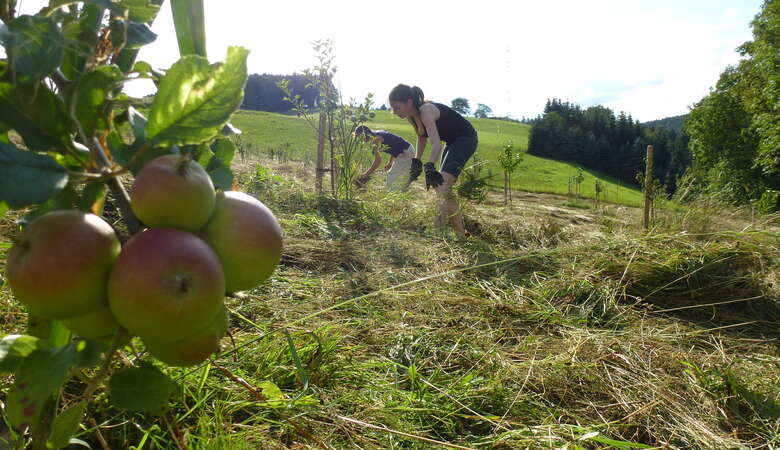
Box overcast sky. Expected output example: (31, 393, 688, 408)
(14, 0, 765, 121)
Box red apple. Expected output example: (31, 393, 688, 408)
(130, 154, 215, 231)
(6, 210, 120, 319)
(108, 228, 225, 342)
(199, 191, 283, 292)
(62, 305, 120, 339)
(142, 304, 229, 367)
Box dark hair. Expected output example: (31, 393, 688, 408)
(389, 84, 425, 110)
(353, 125, 374, 136)
(389, 84, 426, 135)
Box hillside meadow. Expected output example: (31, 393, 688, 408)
(231, 110, 644, 206)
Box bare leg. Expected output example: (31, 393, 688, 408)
(435, 172, 466, 238)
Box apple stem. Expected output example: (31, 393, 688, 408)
(176, 155, 192, 177)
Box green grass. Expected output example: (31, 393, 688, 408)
(231, 109, 645, 206)
(1, 157, 779, 448)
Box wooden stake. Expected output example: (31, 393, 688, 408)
(643, 145, 654, 229)
(316, 113, 325, 197)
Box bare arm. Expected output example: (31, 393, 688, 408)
(415, 134, 427, 160)
(361, 151, 382, 177)
(419, 104, 442, 165)
(384, 156, 395, 172)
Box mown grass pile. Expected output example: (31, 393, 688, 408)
(1, 154, 779, 449)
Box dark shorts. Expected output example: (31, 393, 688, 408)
(440, 135, 478, 177)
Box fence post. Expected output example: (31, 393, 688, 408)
(643, 145, 654, 229)
(316, 113, 326, 197)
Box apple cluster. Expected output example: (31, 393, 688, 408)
(6, 155, 283, 367)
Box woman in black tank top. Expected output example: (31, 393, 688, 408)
(388, 84, 478, 238)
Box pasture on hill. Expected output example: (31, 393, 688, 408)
(231, 110, 645, 206)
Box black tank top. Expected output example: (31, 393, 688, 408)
(420, 102, 477, 143)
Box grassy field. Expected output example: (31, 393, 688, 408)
(2, 152, 778, 448)
(231, 110, 644, 206)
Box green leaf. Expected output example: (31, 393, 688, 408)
(257, 380, 285, 407)
(72, 339, 108, 368)
(79, 182, 108, 215)
(60, 6, 103, 79)
(0, 15, 64, 84)
(6, 343, 79, 429)
(132, 61, 153, 74)
(206, 160, 232, 191)
(283, 329, 309, 392)
(70, 65, 125, 138)
(146, 46, 249, 147)
(0, 142, 68, 208)
(0, 82, 73, 151)
(125, 22, 157, 48)
(200, 141, 235, 191)
(108, 18, 127, 50)
(121, 0, 161, 23)
(170, 0, 206, 57)
(87, 0, 160, 23)
(48, 401, 87, 449)
(47, 320, 71, 348)
(0, 335, 43, 373)
(109, 131, 173, 174)
(51, 142, 90, 169)
(109, 364, 176, 412)
(127, 106, 148, 141)
(0, 201, 8, 216)
(17, 183, 78, 226)
(210, 138, 235, 166)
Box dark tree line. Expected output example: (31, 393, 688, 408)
(241, 73, 325, 112)
(528, 99, 691, 191)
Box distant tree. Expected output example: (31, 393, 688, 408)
(378, 104, 388, 110)
(498, 140, 522, 205)
(474, 103, 493, 118)
(241, 73, 325, 112)
(451, 97, 470, 115)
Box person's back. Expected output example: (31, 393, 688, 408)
(373, 130, 411, 158)
(428, 102, 477, 143)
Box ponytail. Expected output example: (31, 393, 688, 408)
(410, 86, 424, 109)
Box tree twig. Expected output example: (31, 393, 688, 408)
(90, 137, 143, 234)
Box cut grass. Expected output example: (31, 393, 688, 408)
(0, 156, 778, 448)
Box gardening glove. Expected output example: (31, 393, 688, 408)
(424, 162, 444, 191)
(354, 174, 372, 188)
(409, 158, 423, 182)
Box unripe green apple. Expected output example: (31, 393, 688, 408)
(108, 228, 225, 342)
(142, 304, 229, 367)
(199, 191, 283, 292)
(6, 210, 120, 319)
(130, 154, 215, 231)
(61, 305, 120, 339)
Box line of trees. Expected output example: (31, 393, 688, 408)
(241, 73, 327, 112)
(527, 99, 691, 191)
(684, 0, 779, 209)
